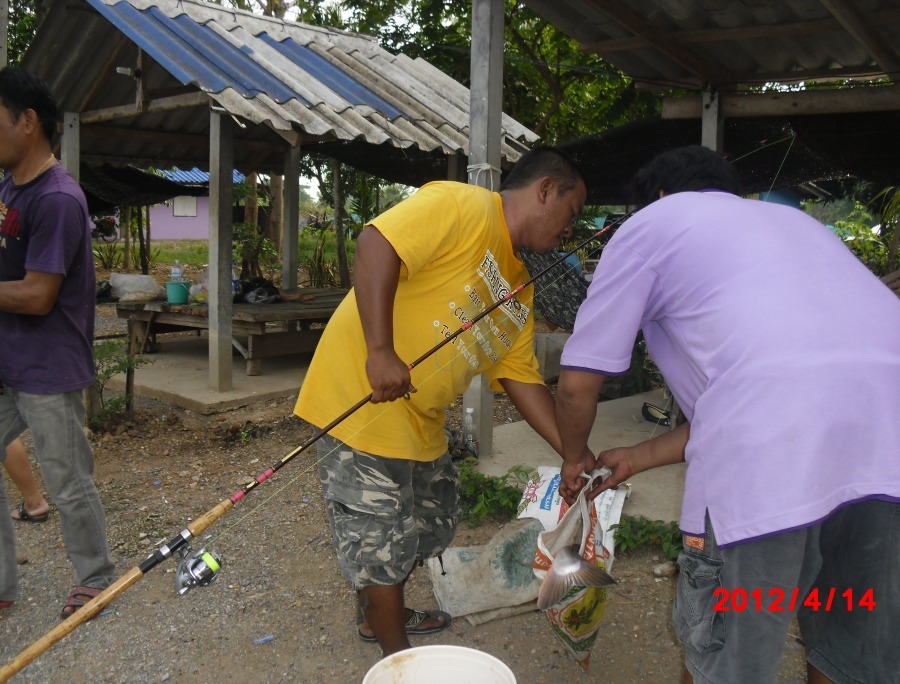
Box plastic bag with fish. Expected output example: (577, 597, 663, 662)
(532, 470, 616, 671)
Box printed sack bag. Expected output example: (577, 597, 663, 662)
(532, 471, 612, 671)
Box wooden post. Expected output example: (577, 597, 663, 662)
(701, 87, 724, 152)
(464, 0, 505, 456)
(209, 110, 234, 391)
(282, 144, 301, 291)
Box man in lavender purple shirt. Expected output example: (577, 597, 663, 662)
(556, 146, 899, 684)
(0, 67, 115, 620)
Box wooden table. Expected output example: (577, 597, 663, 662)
(116, 288, 348, 375)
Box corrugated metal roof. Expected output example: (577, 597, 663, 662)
(23, 0, 536, 183)
(160, 168, 246, 184)
(522, 0, 900, 90)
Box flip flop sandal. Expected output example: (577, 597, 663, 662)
(60, 585, 105, 620)
(11, 502, 49, 523)
(641, 402, 671, 427)
(357, 608, 452, 642)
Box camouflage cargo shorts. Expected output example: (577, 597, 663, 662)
(316, 431, 460, 588)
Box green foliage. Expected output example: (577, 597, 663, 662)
(130, 243, 161, 271)
(6, 0, 38, 65)
(871, 186, 900, 274)
(338, 1, 658, 143)
(150, 241, 209, 267)
(833, 202, 891, 276)
(301, 227, 341, 288)
(93, 241, 123, 270)
(91, 339, 151, 427)
(233, 222, 280, 279)
(612, 515, 683, 560)
(619, 336, 664, 397)
(299, 224, 359, 287)
(456, 458, 533, 526)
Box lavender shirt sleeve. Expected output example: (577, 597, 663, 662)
(561, 241, 657, 374)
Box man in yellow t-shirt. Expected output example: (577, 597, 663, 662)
(294, 147, 590, 656)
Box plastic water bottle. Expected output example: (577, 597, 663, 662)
(171, 260, 183, 281)
(231, 262, 240, 296)
(462, 407, 479, 457)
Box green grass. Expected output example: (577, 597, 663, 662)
(151, 240, 210, 267)
(95, 237, 356, 269)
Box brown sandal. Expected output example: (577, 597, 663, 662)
(60, 585, 104, 620)
(357, 608, 452, 642)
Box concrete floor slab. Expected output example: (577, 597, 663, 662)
(105, 334, 310, 414)
(108, 336, 685, 523)
(478, 388, 685, 524)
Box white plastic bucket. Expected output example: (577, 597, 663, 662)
(362, 645, 516, 684)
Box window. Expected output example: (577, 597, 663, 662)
(173, 196, 197, 217)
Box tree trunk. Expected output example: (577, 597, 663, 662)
(268, 174, 284, 271)
(333, 160, 351, 287)
(122, 206, 132, 271)
(136, 205, 148, 274)
(243, 172, 259, 278)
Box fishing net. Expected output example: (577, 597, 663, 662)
(520, 249, 589, 331)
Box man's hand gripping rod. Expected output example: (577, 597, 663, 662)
(0, 215, 627, 682)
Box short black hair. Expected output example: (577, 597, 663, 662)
(0, 67, 59, 143)
(501, 146, 585, 196)
(629, 145, 742, 209)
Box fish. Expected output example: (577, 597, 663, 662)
(537, 544, 617, 610)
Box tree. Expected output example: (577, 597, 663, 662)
(340, 0, 658, 143)
(5, 0, 38, 65)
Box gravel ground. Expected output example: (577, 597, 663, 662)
(0, 298, 808, 682)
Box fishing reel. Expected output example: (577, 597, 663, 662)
(175, 546, 222, 595)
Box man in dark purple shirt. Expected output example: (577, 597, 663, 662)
(0, 66, 115, 619)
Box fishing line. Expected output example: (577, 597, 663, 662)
(728, 133, 796, 164)
(0, 214, 632, 682)
(203, 218, 623, 546)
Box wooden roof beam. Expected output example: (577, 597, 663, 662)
(81, 92, 211, 124)
(662, 85, 900, 118)
(819, 0, 900, 80)
(583, 0, 722, 83)
(581, 10, 900, 54)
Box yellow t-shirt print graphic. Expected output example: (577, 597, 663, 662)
(294, 182, 543, 462)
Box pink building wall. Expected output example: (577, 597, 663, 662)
(149, 196, 211, 240)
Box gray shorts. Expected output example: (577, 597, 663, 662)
(674, 499, 899, 683)
(316, 431, 459, 589)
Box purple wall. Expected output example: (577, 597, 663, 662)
(149, 196, 211, 240)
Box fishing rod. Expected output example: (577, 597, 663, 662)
(0, 211, 630, 681)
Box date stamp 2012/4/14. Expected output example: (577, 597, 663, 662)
(713, 587, 876, 613)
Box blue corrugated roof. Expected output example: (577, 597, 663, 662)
(161, 168, 246, 184)
(23, 0, 538, 176)
(258, 34, 402, 117)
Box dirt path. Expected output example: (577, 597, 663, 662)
(1, 390, 807, 683)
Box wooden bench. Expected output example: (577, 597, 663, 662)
(116, 288, 348, 375)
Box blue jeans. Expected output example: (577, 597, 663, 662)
(675, 501, 899, 684)
(0, 389, 115, 601)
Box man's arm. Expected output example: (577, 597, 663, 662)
(589, 422, 689, 499)
(554, 368, 607, 502)
(0, 271, 64, 316)
(354, 225, 413, 403)
(500, 378, 596, 491)
(556, 368, 689, 501)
